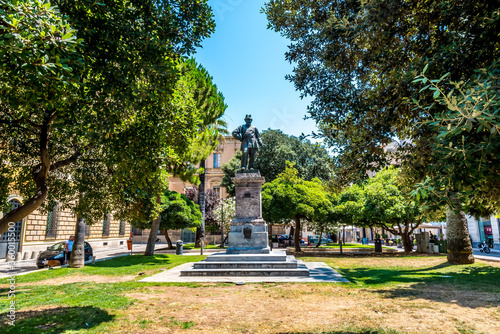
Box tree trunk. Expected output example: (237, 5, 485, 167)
(69, 217, 86, 268)
(145, 195, 161, 256)
(293, 217, 301, 252)
(195, 227, 201, 247)
(199, 160, 206, 253)
(162, 229, 172, 249)
(446, 197, 474, 264)
(0, 123, 52, 234)
(402, 233, 413, 253)
(315, 225, 324, 248)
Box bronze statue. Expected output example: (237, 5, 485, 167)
(232, 115, 264, 171)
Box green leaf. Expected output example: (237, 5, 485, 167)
(438, 72, 450, 82)
(62, 32, 73, 40)
(419, 85, 430, 92)
(423, 64, 429, 74)
(433, 90, 440, 99)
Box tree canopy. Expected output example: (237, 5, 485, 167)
(334, 167, 440, 252)
(264, 0, 499, 264)
(130, 190, 201, 249)
(264, 1, 499, 186)
(262, 163, 332, 251)
(0, 0, 218, 233)
(410, 62, 500, 217)
(213, 196, 235, 245)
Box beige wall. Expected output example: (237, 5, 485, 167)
(169, 136, 240, 199)
(18, 207, 131, 257)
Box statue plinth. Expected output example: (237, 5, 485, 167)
(226, 170, 270, 254)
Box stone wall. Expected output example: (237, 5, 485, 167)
(18, 207, 131, 258)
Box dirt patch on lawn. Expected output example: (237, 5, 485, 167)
(122, 283, 500, 334)
(0, 274, 136, 288)
(37, 274, 136, 285)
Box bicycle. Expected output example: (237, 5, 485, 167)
(478, 241, 491, 254)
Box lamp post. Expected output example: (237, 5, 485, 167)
(199, 160, 205, 256)
(220, 201, 224, 248)
(343, 224, 346, 245)
(339, 228, 343, 255)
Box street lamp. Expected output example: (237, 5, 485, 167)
(342, 224, 346, 245)
(220, 200, 224, 248)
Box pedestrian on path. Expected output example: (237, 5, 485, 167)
(64, 235, 74, 264)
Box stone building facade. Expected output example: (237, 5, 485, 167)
(0, 193, 131, 260)
(169, 136, 240, 199)
(468, 214, 500, 249)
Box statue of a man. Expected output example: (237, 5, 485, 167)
(232, 114, 264, 171)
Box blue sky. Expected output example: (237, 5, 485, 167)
(194, 0, 318, 139)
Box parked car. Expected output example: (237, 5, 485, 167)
(36, 241, 93, 268)
(278, 234, 305, 245)
(308, 235, 332, 244)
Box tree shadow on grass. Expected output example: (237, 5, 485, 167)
(276, 330, 402, 334)
(340, 264, 500, 308)
(0, 306, 114, 333)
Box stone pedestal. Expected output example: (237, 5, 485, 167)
(179, 170, 309, 277)
(226, 171, 270, 254)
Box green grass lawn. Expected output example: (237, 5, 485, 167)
(300, 255, 500, 292)
(1, 254, 206, 284)
(1, 254, 499, 333)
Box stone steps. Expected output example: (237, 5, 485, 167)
(180, 268, 310, 277)
(205, 252, 287, 262)
(193, 261, 297, 269)
(180, 251, 310, 277)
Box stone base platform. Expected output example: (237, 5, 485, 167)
(140, 261, 349, 283)
(180, 251, 309, 277)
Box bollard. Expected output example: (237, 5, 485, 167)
(15, 252, 22, 261)
(31, 251, 37, 259)
(176, 240, 183, 255)
(23, 252, 29, 260)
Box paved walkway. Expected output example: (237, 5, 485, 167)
(140, 260, 350, 283)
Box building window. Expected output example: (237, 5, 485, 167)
(119, 220, 127, 236)
(45, 204, 59, 237)
(213, 153, 221, 168)
(84, 223, 91, 237)
(1, 199, 23, 243)
(213, 187, 220, 198)
(102, 214, 111, 236)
